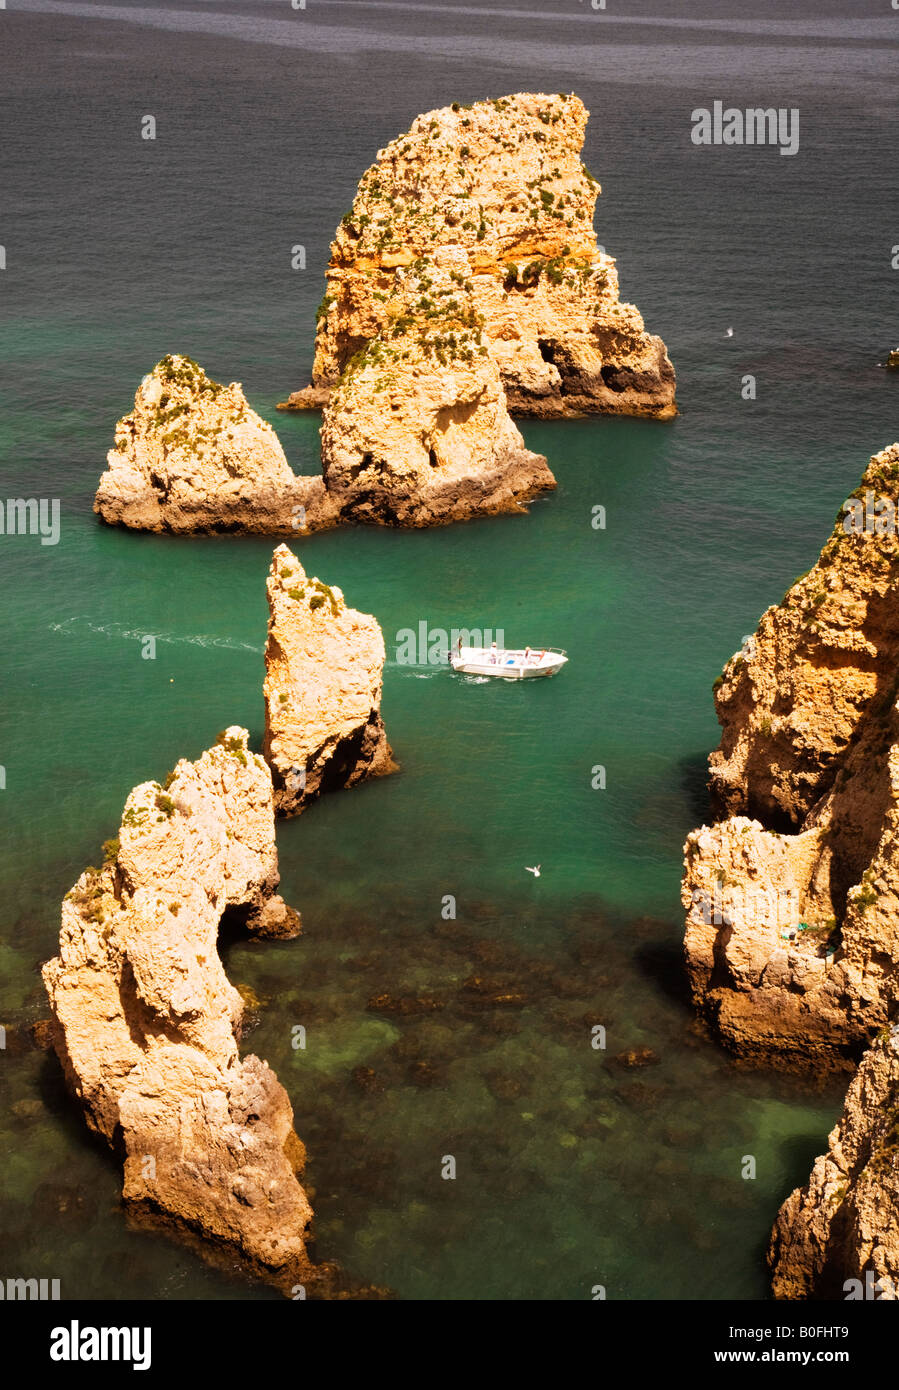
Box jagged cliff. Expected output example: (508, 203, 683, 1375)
(683, 443, 899, 1068)
(769, 1028, 899, 1299)
(263, 544, 395, 814)
(709, 444, 899, 827)
(282, 92, 675, 420)
(682, 442, 899, 1299)
(94, 354, 337, 534)
(42, 729, 314, 1292)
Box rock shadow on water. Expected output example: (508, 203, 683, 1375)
(679, 749, 714, 825)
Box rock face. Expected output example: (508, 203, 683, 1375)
(42, 729, 313, 1290)
(95, 354, 338, 534)
(319, 249, 555, 525)
(709, 445, 899, 827)
(769, 1028, 899, 1299)
(683, 444, 899, 1068)
(263, 545, 396, 814)
(282, 92, 675, 421)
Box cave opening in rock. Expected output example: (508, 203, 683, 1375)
(538, 339, 568, 394)
(428, 448, 439, 468)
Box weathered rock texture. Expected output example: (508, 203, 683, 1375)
(769, 1028, 899, 1299)
(95, 354, 338, 534)
(282, 92, 675, 420)
(683, 444, 899, 1068)
(318, 249, 555, 525)
(42, 729, 314, 1291)
(264, 545, 395, 814)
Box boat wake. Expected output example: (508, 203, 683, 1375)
(48, 616, 261, 653)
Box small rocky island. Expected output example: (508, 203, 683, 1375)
(94, 354, 334, 534)
(681, 441, 899, 1297)
(42, 556, 394, 1295)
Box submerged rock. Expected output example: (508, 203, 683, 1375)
(42, 728, 315, 1291)
(769, 1029, 899, 1299)
(683, 443, 899, 1068)
(94, 354, 335, 534)
(263, 544, 396, 815)
(282, 92, 675, 421)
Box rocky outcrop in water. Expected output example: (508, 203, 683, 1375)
(683, 443, 899, 1068)
(282, 92, 675, 421)
(94, 354, 337, 534)
(263, 544, 395, 815)
(318, 249, 555, 525)
(94, 345, 548, 531)
(769, 1028, 899, 1299)
(42, 729, 314, 1291)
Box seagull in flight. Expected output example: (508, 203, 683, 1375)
(525, 865, 541, 877)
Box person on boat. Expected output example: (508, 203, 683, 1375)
(524, 646, 531, 663)
(489, 641, 498, 665)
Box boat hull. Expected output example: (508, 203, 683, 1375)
(450, 647, 568, 680)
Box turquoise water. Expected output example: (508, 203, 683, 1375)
(2, 0, 898, 1299)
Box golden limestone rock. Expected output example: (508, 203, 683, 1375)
(769, 1029, 899, 1300)
(42, 729, 313, 1292)
(710, 445, 899, 827)
(94, 354, 335, 533)
(283, 92, 675, 420)
(318, 249, 555, 525)
(263, 544, 396, 815)
(683, 444, 899, 1069)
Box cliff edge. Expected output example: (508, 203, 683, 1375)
(683, 445, 899, 1068)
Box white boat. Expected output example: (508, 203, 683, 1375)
(449, 644, 568, 680)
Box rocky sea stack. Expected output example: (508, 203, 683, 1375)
(282, 91, 675, 420)
(42, 729, 314, 1293)
(683, 443, 899, 1069)
(263, 543, 396, 814)
(94, 354, 335, 534)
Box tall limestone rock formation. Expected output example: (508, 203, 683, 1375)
(263, 544, 396, 815)
(42, 729, 313, 1292)
(94, 354, 336, 534)
(282, 92, 675, 420)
